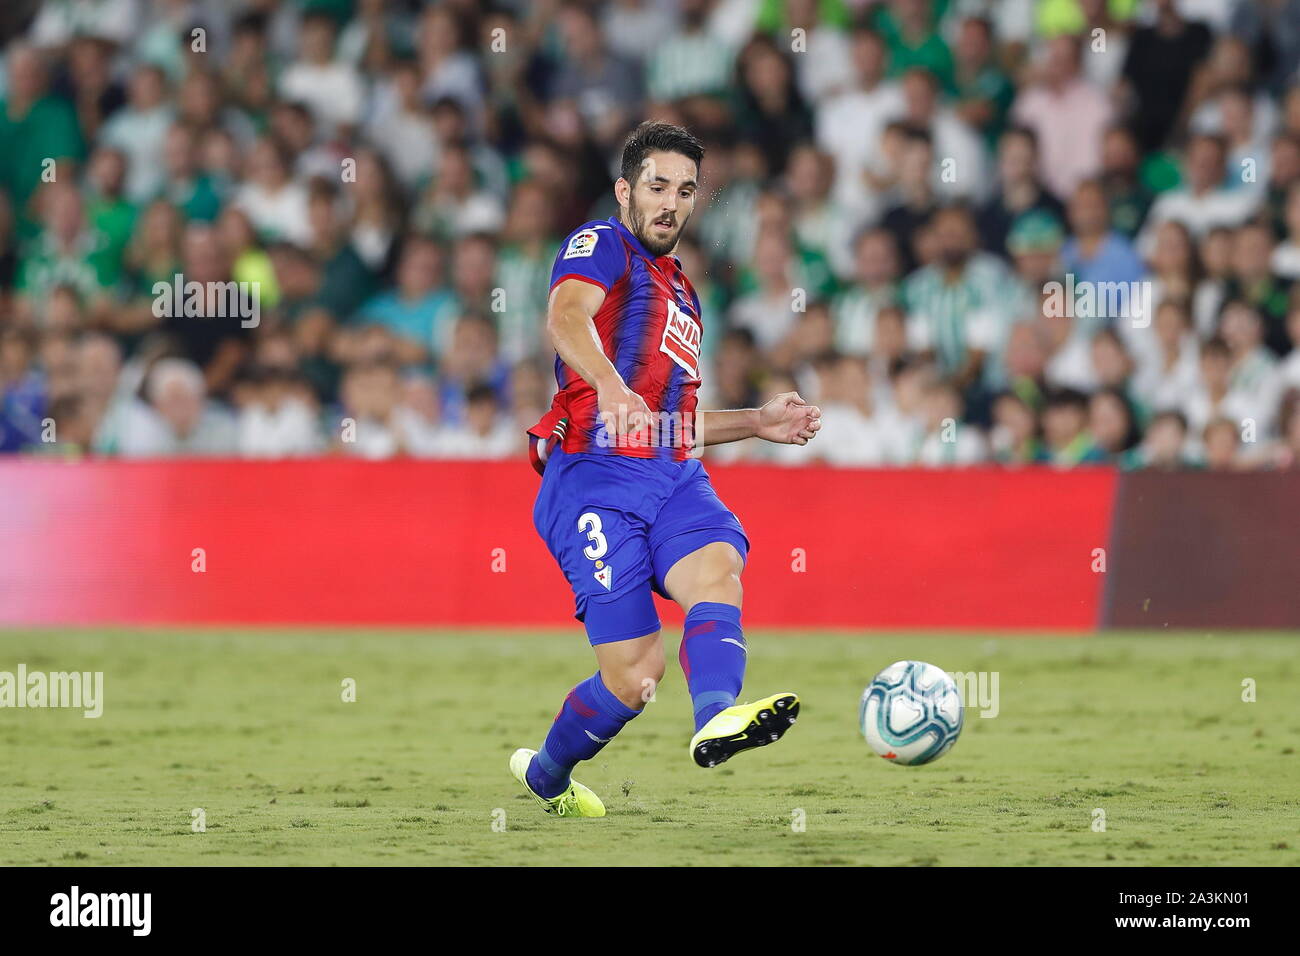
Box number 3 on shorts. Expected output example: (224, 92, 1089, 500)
(578, 511, 608, 560)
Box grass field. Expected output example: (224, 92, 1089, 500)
(1, 629, 1297, 866)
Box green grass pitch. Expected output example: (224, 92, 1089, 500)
(1, 629, 1297, 866)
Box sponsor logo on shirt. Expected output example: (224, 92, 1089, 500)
(659, 300, 702, 379)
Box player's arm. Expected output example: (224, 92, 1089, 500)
(698, 392, 822, 447)
(547, 278, 652, 434)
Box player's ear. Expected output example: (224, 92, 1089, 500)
(614, 177, 630, 210)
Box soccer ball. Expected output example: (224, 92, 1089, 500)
(860, 660, 964, 765)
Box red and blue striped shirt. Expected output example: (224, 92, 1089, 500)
(528, 216, 704, 462)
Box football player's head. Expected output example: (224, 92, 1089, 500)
(616, 122, 704, 257)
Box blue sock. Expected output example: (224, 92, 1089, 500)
(679, 602, 747, 732)
(526, 671, 639, 799)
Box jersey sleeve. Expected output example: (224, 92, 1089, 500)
(549, 224, 625, 294)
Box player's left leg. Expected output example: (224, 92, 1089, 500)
(662, 541, 749, 729)
(660, 540, 800, 769)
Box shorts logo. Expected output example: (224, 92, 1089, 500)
(594, 565, 613, 590)
(563, 230, 599, 259)
(660, 300, 702, 379)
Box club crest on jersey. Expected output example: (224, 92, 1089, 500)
(563, 229, 599, 259)
(594, 565, 613, 590)
(660, 301, 702, 379)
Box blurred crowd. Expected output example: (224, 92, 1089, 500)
(3, 0, 1300, 471)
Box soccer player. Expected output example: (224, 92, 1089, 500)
(511, 122, 822, 817)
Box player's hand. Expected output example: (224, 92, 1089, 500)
(597, 378, 654, 437)
(756, 391, 822, 445)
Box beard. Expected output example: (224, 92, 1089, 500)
(628, 203, 687, 256)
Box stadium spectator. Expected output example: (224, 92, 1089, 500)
(903, 204, 1011, 389)
(1011, 34, 1113, 201)
(336, 359, 404, 460)
(436, 380, 518, 459)
(1220, 300, 1284, 434)
(1039, 387, 1108, 466)
(1133, 300, 1201, 416)
(896, 67, 986, 200)
(815, 24, 904, 217)
(119, 356, 237, 457)
(1270, 388, 1300, 467)
(1097, 124, 1154, 239)
(436, 311, 509, 426)
(1132, 408, 1192, 470)
(881, 125, 941, 273)
(1203, 415, 1243, 470)
(1061, 179, 1144, 289)
(875, 355, 932, 464)
(348, 234, 454, 368)
(951, 16, 1014, 151)
(801, 352, 881, 467)
(1090, 387, 1141, 459)
(990, 390, 1041, 465)
(913, 378, 986, 466)
(279, 12, 365, 137)
(645, 0, 733, 104)
(1123, 0, 1213, 150)
(1223, 222, 1290, 356)
(977, 126, 1066, 259)
(1139, 134, 1259, 252)
(100, 63, 172, 205)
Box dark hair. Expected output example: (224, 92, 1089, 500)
(466, 381, 499, 406)
(721, 326, 757, 350)
(1150, 408, 1189, 432)
(811, 348, 843, 371)
(1091, 386, 1140, 451)
(930, 199, 976, 227)
(619, 121, 704, 187)
(1189, 132, 1229, 158)
(993, 389, 1032, 412)
(456, 231, 499, 253)
(1201, 335, 1231, 358)
(233, 11, 269, 36)
(900, 124, 934, 149)
(457, 311, 499, 340)
(1044, 387, 1089, 412)
(1001, 125, 1039, 153)
(853, 223, 897, 253)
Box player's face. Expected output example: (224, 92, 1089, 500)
(622, 150, 698, 257)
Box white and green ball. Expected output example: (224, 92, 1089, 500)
(860, 660, 964, 765)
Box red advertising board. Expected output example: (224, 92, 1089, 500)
(0, 460, 1115, 630)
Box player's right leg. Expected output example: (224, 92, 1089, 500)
(512, 628, 662, 817)
(512, 448, 670, 817)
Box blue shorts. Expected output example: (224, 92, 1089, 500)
(533, 448, 750, 645)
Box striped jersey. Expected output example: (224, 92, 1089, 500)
(528, 216, 704, 462)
